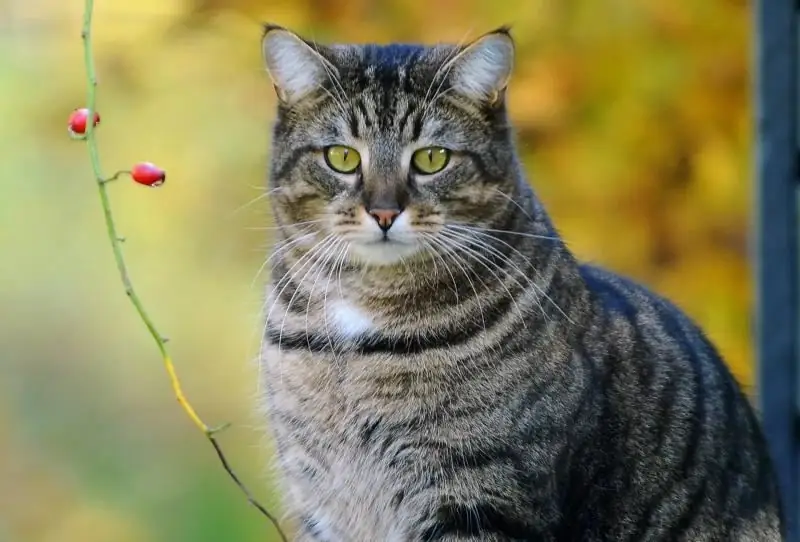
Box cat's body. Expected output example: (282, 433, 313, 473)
(258, 25, 783, 541)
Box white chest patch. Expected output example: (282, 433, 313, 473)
(327, 300, 375, 340)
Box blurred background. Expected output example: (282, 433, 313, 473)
(0, 1, 752, 541)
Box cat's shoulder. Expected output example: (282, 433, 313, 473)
(577, 262, 707, 345)
(576, 262, 735, 391)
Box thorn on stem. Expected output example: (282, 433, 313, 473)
(116, 236, 126, 243)
(124, 287, 133, 297)
(161, 336, 170, 344)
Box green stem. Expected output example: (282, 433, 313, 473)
(82, 0, 167, 360)
(79, 2, 286, 539)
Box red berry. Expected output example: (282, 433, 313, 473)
(130, 162, 166, 187)
(68, 108, 100, 135)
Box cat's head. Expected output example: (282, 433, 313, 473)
(262, 25, 520, 267)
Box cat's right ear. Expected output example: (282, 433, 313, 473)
(444, 26, 515, 107)
(261, 24, 334, 105)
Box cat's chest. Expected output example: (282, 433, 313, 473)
(261, 309, 435, 540)
(264, 359, 422, 540)
(262, 296, 377, 386)
(325, 299, 376, 340)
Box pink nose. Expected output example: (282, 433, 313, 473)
(368, 208, 401, 232)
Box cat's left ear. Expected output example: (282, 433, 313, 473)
(261, 23, 336, 104)
(446, 26, 515, 106)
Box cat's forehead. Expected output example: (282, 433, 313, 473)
(300, 43, 469, 142)
(329, 42, 457, 93)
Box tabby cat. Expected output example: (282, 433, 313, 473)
(257, 24, 784, 541)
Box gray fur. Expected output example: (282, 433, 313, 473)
(258, 25, 784, 541)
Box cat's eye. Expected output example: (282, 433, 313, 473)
(411, 147, 450, 175)
(324, 145, 361, 174)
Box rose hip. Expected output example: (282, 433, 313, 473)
(68, 108, 100, 136)
(130, 162, 166, 187)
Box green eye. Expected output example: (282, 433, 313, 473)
(411, 147, 450, 175)
(324, 145, 361, 174)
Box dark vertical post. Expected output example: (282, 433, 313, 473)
(754, 0, 799, 538)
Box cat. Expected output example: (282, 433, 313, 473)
(257, 23, 784, 541)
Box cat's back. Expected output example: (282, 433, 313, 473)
(573, 263, 783, 540)
(578, 262, 740, 393)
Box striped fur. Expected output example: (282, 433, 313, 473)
(258, 25, 784, 541)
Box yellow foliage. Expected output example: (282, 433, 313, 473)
(40, 504, 153, 542)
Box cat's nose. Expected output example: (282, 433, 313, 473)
(368, 208, 402, 232)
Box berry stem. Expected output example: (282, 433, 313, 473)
(79, 2, 286, 539)
(100, 170, 129, 184)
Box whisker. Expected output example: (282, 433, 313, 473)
(421, 28, 474, 114)
(256, 233, 334, 394)
(440, 228, 535, 291)
(417, 237, 446, 295)
(249, 229, 316, 290)
(335, 243, 349, 304)
(259, 234, 336, 378)
(472, 234, 576, 325)
(489, 186, 535, 223)
(397, 249, 414, 276)
(448, 223, 561, 242)
(275, 235, 340, 362)
(318, 85, 349, 118)
(449, 230, 552, 325)
(423, 233, 487, 333)
(446, 228, 545, 299)
(437, 230, 527, 327)
(230, 186, 284, 217)
(323, 241, 351, 354)
(422, 233, 504, 381)
(245, 219, 325, 232)
(269, 234, 337, 328)
(424, 85, 458, 114)
(304, 238, 344, 351)
(249, 229, 317, 390)
(444, 226, 575, 325)
(426, 238, 461, 302)
(308, 37, 350, 116)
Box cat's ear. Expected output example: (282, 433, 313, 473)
(446, 26, 515, 106)
(261, 24, 335, 104)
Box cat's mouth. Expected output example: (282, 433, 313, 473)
(362, 239, 408, 248)
(348, 237, 422, 265)
(362, 231, 413, 245)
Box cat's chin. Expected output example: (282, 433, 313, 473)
(348, 240, 423, 266)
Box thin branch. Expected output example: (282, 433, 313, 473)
(78, 2, 287, 539)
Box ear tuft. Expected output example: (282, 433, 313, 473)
(447, 28, 515, 104)
(261, 25, 333, 104)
